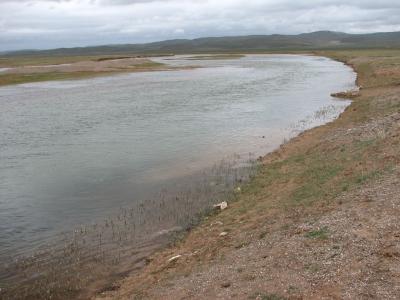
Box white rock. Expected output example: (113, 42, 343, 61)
(213, 201, 228, 210)
(220, 232, 228, 237)
(167, 255, 182, 263)
(212, 221, 223, 226)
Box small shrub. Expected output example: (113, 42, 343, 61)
(305, 227, 329, 240)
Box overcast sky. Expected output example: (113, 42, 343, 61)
(1, 0, 400, 51)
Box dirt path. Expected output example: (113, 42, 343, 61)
(91, 50, 400, 300)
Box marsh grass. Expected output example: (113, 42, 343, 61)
(1, 155, 259, 300)
(288, 104, 349, 136)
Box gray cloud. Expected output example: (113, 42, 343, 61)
(1, 0, 400, 51)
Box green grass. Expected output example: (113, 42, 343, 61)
(305, 227, 329, 240)
(244, 138, 381, 208)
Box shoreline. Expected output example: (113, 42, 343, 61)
(0, 53, 319, 87)
(5, 54, 353, 298)
(0, 56, 195, 87)
(0, 53, 250, 87)
(3, 50, 400, 299)
(91, 49, 400, 299)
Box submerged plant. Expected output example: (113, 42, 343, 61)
(1, 154, 259, 300)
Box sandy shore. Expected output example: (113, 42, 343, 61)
(90, 50, 400, 299)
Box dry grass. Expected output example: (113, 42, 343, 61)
(319, 49, 400, 88)
(0, 56, 167, 86)
(0, 55, 139, 68)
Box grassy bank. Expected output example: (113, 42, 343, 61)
(0, 54, 174, 68)
(95, 49, 400, 299)
(0, 53, 246, 87)
(0, 57, 166, 86)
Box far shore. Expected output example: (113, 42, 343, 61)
(0, 52, 305, 87)
(0, 55, 189, 86)
(0, 53, 249, 87)
(0, 52, 352, 87)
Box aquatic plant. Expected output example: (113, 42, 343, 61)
(1, 154, 258, 300)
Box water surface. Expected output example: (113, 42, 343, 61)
(0, 54, 356, 261)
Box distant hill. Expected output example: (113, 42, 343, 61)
(4, 31, 400, 57)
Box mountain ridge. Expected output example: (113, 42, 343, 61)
(3, 30, 400, 57)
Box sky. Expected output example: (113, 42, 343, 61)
(1, 0, 400, 51)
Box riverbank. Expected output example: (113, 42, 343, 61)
(0, 54, 251, 86)
(93, 49, 400, 299)
(2, 54, 354, 300)
(0, 55, 178, 86)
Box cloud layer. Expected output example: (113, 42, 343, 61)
(1, 0, 400, 51)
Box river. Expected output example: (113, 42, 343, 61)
(0, 54, 356, 263)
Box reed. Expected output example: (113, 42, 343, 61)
(1, 155, 259, 300)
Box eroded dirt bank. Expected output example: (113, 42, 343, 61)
(94, 50, 400, 299)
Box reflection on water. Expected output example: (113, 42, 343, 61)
(0, 55, 356, 263)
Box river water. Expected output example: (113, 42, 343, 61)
(0, 54, 356, 263)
